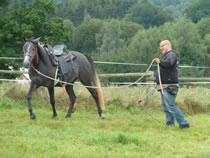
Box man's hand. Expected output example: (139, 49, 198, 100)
(154, 84, 157, 88)
(154, 58, 160, 64)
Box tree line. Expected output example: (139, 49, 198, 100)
(0, 0, 209, 79)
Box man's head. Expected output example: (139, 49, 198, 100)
(160, 40, 172, 54)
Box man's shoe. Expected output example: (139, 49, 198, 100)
(180, 124, 190, 129)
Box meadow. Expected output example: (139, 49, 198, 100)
(0, 82, 209, 158)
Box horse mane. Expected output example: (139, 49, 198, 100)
(36, 43, 48, 64)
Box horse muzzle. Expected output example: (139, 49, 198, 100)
(23, 56, 31, 68)
(23, 62, 30, 68)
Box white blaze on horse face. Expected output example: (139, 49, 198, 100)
(23, 55, 30, 68)
(23, 42, 34, 68)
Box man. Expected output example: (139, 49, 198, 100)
(155, 40, 190, 129)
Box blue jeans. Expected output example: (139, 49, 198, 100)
(161, 89, 189, 127)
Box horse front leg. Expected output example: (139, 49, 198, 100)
(65, 85, 76, 118)
(27, 82, 39, 119)
(48, 87, 57, 118)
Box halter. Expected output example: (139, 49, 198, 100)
(24, 43, 39, 70)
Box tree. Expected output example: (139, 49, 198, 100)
(96, 19, 125, 54)
(184, 0, 210, 23)
(55, 0, 137, 26)
(0, 0, 67, 72)
(119, 20, 144, 45)
(72, 18, 101, 54)
(197, 17, 210, 39)
(62, 19, 75, 49)
(169, 17, 205, 67)
(120, 16, 207, 76)
(127, 27, 162, 69)
(151, 0, 197, 18)
(126, 0, 173, 28)
(0, 0, 8, 7)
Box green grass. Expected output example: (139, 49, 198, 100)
(0, 83, 210, 158)
(0, 106, 210, 158)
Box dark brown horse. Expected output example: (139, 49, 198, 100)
(23, 38, 105, 119)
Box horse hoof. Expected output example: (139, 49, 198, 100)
(65, 115, 71, 118)
(100, 114, 105, 119)
(52, 114, 57, 118)
(31, 113, 36, 119)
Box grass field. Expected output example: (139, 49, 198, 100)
(0, 83, 209, 158)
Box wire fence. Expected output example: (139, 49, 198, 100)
(0, 56, 210, 85)
(1, 56, 210, 69)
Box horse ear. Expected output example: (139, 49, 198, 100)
(24, 37, 28, 42)
(34, 37, 41, 42)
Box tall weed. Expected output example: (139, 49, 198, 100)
(0, 82, 209, 114)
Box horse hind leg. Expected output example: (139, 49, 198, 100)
(27, 82, 39, 119)
(47, 87, 57, 118)
(86, 87, 105, 119)
(65, 85, 76, 118)
(80, 72, 104, 119)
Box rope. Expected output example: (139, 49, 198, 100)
(137, 62, 165, 123)
(94, 61, 148, 66)
(32, 59, 156, 89)
(1, 78, 210, 85)
(157, 64, 164, 94)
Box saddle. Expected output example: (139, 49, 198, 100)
(43, 44, 76, 65)
(43, 44, 76, 86)
(53, 44, 68, 56)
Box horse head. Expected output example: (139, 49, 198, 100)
(23, 37, 40, 68)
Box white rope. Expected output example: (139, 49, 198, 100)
(1, 78, 210, 85)
(95, 61, 210, 69)
(1, 58, 210, 86)
(103, 82, 155, 85)
(179, 82, 210, 85)
(94, 61, 148, 66)
(157, 64, 164, 94)
(137, 62, 163, 106)
(31, 59, 156, 89)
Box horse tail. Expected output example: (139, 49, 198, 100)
(84, 54, 105, 110)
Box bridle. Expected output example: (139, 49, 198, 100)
(24, 42, 39, 69)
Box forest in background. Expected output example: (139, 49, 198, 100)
(0, 0, 210, 79)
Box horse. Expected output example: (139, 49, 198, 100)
(23, 38, 105, 119)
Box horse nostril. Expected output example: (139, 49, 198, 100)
(23, 62, 29, 68)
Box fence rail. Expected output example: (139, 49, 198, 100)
(1, 69, 210, 82)
(1, 69, 210, 105)
(0, 70, 23, 75)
